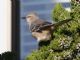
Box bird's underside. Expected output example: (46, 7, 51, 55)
(32, 30, 52, 42)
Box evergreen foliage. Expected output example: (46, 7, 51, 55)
(26, 0, 80, 60)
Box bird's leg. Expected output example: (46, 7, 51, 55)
(50, 29, 55, 40)
(51, 32, 54, 40)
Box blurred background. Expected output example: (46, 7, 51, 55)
(20, 0, 70, 60)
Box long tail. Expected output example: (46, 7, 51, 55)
(40, 19, 72, 30)
(53, 18, 72, 27)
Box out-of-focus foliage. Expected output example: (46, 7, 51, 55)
(26, 0, 80, 60)
(52, 3, 71, 22)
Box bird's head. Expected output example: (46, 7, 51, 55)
(22, 12, 39, 24)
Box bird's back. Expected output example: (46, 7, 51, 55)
(30, 19, 53, 32)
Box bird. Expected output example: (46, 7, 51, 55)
(22, 12, 71, 48)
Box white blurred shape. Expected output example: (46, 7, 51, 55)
(0, 0, 11, 54)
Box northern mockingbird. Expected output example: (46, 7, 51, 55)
(22, 12, 71, 47)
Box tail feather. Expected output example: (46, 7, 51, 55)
(54, 19, 72, 27)
(39, 19, 72, 30)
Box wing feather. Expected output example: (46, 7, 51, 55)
(30, 19, 72, 32)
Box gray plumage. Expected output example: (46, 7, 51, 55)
(22, 12, 71, 42)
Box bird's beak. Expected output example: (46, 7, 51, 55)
(21, 17, 26, 19)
